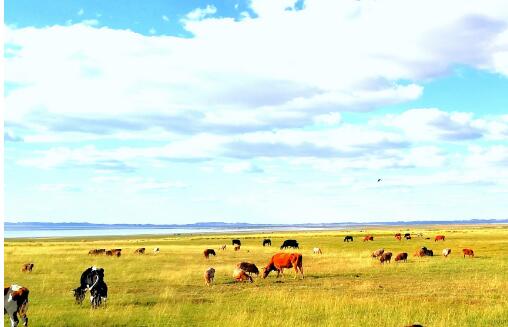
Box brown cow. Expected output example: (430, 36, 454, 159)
(21, 263, 34, 273)
(134, 248, 146, 255)
(371, 248, 384, 258)
(204, 249, 216, 259)
(434, 235, 445, 242)
(379, 252, 392, 264)
(236, 262, 259, 276)
(363, 235, 374, 242)
(414, 247, 433, 257)
(262, 253, 303, 279)
(233, 268, 253, 283)
(4, 285, 29, 327)
(106, 249, 121, 257)
(462, 248, 474, 258)
(395, 252, 408, 262)
(105, 250, 113, 256)
(394, 233, 402, 240)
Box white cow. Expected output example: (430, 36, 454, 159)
(313, 247, 322, 254)
(442, 248, 452, 257)
(4, 284, 29, 327)
(153, 247, 160, 254)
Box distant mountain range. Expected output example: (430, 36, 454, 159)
(4, 219, 508, 231)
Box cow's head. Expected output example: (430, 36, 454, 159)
(261, 264, 274, 279)
(73, 287, 86, 304)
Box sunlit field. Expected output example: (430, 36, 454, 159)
(4, 225, 508, 327)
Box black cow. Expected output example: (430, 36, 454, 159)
(73, 266, 108, 308)
(280, 240, 299, 249)
(232, 239, 241, 246)
(344, 236, 353, 242)
(404, 233, 411, 240)
(263, 239, 271, 246)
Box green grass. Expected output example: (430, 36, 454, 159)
(4, 225, 508, 326)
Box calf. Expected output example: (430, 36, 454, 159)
(379, 252, 392, 264)
(233, 268, 253, 283)
(204, 267, 215, 286)
(21, 263, 34, 273)
(371, 248, 384, 258)
(134, 248, 145, 255)
(442, 248, 452, 257)
(462, 248, 474, 258)
(4, 285, 29, 327)
(313, 247, 322, 254)
(219, 244, 227, 251)
(236, 262, 259, 276)
(204, 249, 216, 259)
(263, 239, 271, 247)
(153, 247, 160, 254)
(344, 235, 353, 242)
(395, 252, 408, 262)
(363, 235, 374, 241)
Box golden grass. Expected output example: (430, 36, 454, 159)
(4, 225, 508, 326)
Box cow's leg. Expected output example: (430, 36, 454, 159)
(9, 310, 19, 327)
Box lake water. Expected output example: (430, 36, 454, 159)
(4, 226, 337, 239)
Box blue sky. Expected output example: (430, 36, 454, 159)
(4, 0, 508, 224)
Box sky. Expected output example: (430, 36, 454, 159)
(4, 0, 508, 224)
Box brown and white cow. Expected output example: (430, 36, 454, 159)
(394, 252, 408, 262)
(234, 244, 241, 251)
(442, 248, 452, 257)
(21, 263, 34, 273)
(204, 267, 215, 286)
(134, 248, 146, 254)
(4, 284, 29, 327)
(462, 248, 474, 258)
(106, 249, 122, 257)
(371, 248, 384, 258)
(262, 253, 304, 279)
(204, 249, 216, 259)
(153, 247, 160, 254)
(233, 268, 253, 283)
(379, 252, 392, 264)
(395, 233, 402, 241)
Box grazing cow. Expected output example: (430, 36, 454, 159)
(313, 247, 322, 254)
(72, 266, 108, 308)
(204, 249, 216, 259)
(153, 247, 160, 254)
(395, 235, 402, 241)
(263, 239, 272, 247)
(204, 267, 215, 286)
(88, 249, 104, 255)
(106, 249, 121, 257)
(371, 248, 384, 258)
(4, 285, 29, 327)
(21, 263, 34, 273)
(236, 262, 259, 276)
(442, 248, 452, 257)
(234, 244, 241, 251)
(262, 253, 304, 279)
(395, 252, 408, 262)
(379, 252, 392, 264)
(233, 268, 253, 283)
(462, 248, 474, 258)
(363, 235, 374, 242)
(344, 235, 353, 242)
(219, 244, 227, 251)
(134, 248, 145, 254)
(415, 247, 433, 257)
(434, 235, 445, 242)
(105, 250, 113, 256)
(280, 240, 299, 249)
(404, 233, 411, 240)
(232, 239, 241, 246)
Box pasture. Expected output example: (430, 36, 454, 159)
(4, 225, 508, 327)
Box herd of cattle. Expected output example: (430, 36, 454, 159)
(5, 232, 476, 327)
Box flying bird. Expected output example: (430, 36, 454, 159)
(377, 178, 382, 183)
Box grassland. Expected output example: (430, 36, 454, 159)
(4, 225, 508, 327)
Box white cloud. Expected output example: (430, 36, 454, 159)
(223, 161, 263, 173)
(77, 8, 84, 16)
(185, 5, 217, 21)
(162, 15, 170, 22)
